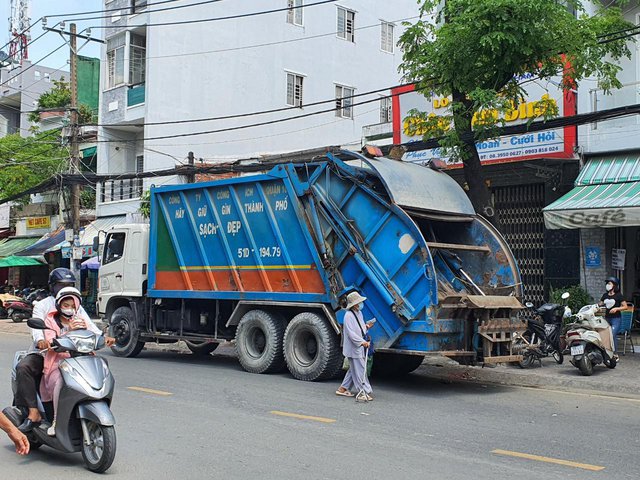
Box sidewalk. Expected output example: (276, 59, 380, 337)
(3, 318, 640, 398)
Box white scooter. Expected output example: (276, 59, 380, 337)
(565, 304, 617, 376)
(2, 318, 117, 473)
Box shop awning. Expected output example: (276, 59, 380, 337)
(15, 228, 66, 256)
(0, 236, 41, 258)
(0, 255, 46, 268)
(544, 155, 640, 229)
(78, 215, 126, 246)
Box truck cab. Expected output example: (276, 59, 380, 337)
(97, 224, 149, 320)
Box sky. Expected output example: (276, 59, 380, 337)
(0, 0, 103, 69)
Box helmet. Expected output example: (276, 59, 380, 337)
(48, 268, 76, 294)
(55, 286, 82, 314)
(605, 276, 620, 286)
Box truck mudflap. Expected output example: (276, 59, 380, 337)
(440, 294, 525, 364)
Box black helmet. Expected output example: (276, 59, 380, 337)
(48, 268, 76, 294)
(605, 276, 620, 285)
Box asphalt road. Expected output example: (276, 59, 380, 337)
(0, 332, 638, 479)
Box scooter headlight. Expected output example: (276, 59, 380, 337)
(70, 335, 97, 353)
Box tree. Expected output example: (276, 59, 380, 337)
(0, 131, 67, 202)
(27, 77, 95, 127)
(399, 0, 633, 225)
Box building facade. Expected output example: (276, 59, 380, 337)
(97, 0, 419, 217)
(544, 1, 640, 307)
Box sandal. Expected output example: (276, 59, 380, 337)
(336, 389, 354, 397)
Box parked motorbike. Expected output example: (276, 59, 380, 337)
(514, 292, 571, 368)
(2, 318, 117, 473)
(565, 304, 617, 376)
(3, 289, 47, 323)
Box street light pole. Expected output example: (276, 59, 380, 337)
(69, 23, 81, 287)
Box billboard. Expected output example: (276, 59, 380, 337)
(391, 79, 576, 167)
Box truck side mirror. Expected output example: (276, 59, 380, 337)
(92, 236, 99, 252)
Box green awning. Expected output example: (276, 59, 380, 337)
(576, 155, 640, 185)
(544, 155, 640, 229)
(0, 255, 46, 268)
(0, 237, 41, 257)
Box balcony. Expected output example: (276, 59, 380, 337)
(100, 178, 143, 203)
(127, 83, 145, 107)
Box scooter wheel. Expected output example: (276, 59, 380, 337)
(518, 352, 536, 369)
(578, 355, 594, 376)
(81, 422, 116, 473)
(606, 356, 617, 369)
(11, 312, 23, 323)
(553, 351, 564, 364)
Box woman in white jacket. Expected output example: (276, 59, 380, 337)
(336, 291, 375, 400)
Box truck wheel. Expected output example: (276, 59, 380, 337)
(185, 340, 218, 356)
(110, 306, 145, 358)
(235, 310, 286, 374)
(283, 312, 342, 381)
(371, 352, 424, 378)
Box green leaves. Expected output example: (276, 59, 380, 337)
(0, 131, 67, 203)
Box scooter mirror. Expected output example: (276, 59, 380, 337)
(525, 302, 534, 308)
(26, 318, 48, 330)
(561, 292, 570, 300)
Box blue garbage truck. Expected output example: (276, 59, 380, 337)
(96, 149, 524, 381)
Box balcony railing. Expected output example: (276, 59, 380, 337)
(127, 83, 145, 107)
(101, 178, 143, 203)
(590, 81, 640, 129)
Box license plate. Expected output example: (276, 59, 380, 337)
(571, 345, 584, 356)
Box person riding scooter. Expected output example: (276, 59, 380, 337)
(13, 268, 113, 433)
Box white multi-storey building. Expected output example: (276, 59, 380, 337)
(544, 1, 640, 305)
(97, 0, 419, 217)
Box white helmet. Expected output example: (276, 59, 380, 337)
(55, 286, 82, 311)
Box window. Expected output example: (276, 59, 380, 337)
(132, 0, 147, 13)
(337, 7, 355, 42)
(135, 155, 144, 197)
(287, 0, 303, 26)
(286, 73, 304, 107)
(335, 85, 354, 119)
(107, 34, 126, 88)
(34, 70, 41, 79)
(129, 34, 146, 85)
(103, 232, 125, 265)
(381, 21, 394, 53)
(44, 73, 50, 82)
(380, 96, 392, 123)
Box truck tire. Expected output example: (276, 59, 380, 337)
(235, 310, 286, 374)
(371, 353, 424, 378)
(110, 306, 145, 358)
(185, 340, 219, 356)
(283, 312, 342, 381)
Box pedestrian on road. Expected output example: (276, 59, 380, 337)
(336, 291, 375, 400)
(0, 411, 29, 455)
(599, 276, 627, 357)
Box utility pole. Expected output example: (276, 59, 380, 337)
(43, 22, 104, 287)
(187, 151, 195, 183)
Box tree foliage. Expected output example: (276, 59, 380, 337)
(27, 77, 95, 126)
(399, 0, 634, 225)
(0, 131, 67, 202)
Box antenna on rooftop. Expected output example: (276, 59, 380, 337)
(8, 0, 31, 64)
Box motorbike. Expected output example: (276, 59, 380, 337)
(514, 292, 571, 368)
(565, 304, 617, 376)
(2, 318, 117, 473)
(3, 289, 48, 323)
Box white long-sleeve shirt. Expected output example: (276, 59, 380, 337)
(29, 296, 101, 352)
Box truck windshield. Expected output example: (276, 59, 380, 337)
(103, 232, 125, 265)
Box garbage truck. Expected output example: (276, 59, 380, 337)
(96, 148, 524, 381)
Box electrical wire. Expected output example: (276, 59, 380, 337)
(88, 0, 338, 29)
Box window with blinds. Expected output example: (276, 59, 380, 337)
(286, 73, 304, 107)
(335, 85, 354, 119)
(380, 96, 392, 123)
(287, 0, 303, 26)
(337, 7, 355, 42)
(106, 34, 126, 88)
(381, 21, 394, 53)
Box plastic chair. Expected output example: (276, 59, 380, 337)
(619, 304, 635, 355)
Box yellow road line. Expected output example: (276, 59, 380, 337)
(492, 449, 605, 471)
(127, 386, 173, 396)
(270, 410, 336, 424)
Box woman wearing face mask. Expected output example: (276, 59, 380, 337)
(40, 287, 114, 436)
(336, 291, 376, 400)
(599, 277, 627, 358)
